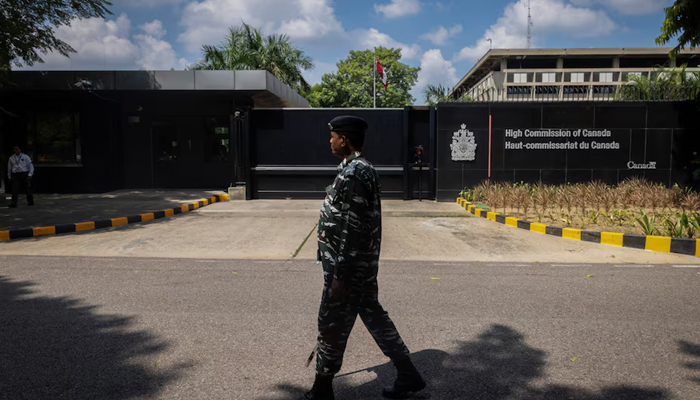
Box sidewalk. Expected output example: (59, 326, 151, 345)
(0, 190, 226, 231)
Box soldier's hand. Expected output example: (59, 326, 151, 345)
(331, 278, 349, 301)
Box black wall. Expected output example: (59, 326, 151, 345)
(0, 90, 250, 193)
(120, 91, 239, 190)
(0, 91, 122, 193)
(4, 87, 696, 203)
(436, 102, 700, 201)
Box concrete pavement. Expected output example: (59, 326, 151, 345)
(1, 256, 698, 399)
(0, 190, 227, 231)
(1, 200, 698, 264)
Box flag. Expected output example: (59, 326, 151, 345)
(376, 58, 388, 91)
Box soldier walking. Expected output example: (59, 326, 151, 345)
(299, 116, 425, 400)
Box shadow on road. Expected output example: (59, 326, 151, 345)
(678, 340, 700, 385)
(0, 276, 186, 399)
(266, 325, 668, 400)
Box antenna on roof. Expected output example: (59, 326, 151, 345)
(527, 0, 533, 49)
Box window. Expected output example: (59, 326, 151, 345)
(535, 86, 559, 95)
(513, 73, 528, 83)
(542, 73, 556, 83)
(563, 85, 588, 95)
(205, 117, 230, 162)
(570, 73, 585, 83)
(599, 72, 613, 83)
(153, 122, 179, 162)
(624, 72, 644, 81)
(507, 86, 532, 95)
(593, 85, 615, 94)
(27, 113, 81, 164)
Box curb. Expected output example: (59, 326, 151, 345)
(456, 197, 699, 258)
(0, 194, 230, 241)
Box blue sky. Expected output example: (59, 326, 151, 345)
(22, 0, 674, 102)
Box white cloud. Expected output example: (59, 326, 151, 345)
(19, 14, 180, 71)
(140, 20, 166, 38)
(178, 0, 421, 63)
(178, 0, 345, 52)
(454, 0, 617, 62)
(114, 0, 185, 7)
(134, 34, 179, 70)
(374, 0, 422, 18)
(413, 49, 458, 102)
(421, 24, 462, 46)
(355, 28, 422, 60)
(434, 1, 453, 11)
(570, 0, 670, 15)
(276, 0, 345, 41)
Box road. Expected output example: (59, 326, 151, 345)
(1, 256, 698, 399)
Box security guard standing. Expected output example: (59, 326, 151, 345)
(299, 116, 425, 400)
(7, 145, 34, 208)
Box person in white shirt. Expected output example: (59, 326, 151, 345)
(7, 146, 34, 207)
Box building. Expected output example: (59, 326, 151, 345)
(449, 47, 700, 102)
(0, 70, 309, 193)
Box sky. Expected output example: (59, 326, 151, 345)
(20, 0, 675, 103)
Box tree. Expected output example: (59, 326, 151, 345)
(423, 83, 450, 106)
(0, 0, 113, 71)
(656, 0, 700, 57)
(190, 23, 314, 92)
(618, 65, 700, 100)
(306, 47, 420, 108)
(422, 83, 475, 105)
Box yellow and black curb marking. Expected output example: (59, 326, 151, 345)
(0, 194, 230, 241)
(457, 197, 699, 258)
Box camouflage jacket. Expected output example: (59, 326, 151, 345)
(317, 152, 382, 291)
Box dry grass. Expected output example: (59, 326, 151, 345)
(459, 178, 700, 237)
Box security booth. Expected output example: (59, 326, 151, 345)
(0, 70, 309, 195)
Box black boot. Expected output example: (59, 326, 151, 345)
(297, 374, 335, 400)
(382, 356, 426, 399)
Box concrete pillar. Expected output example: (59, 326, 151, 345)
(228, 186, 246, 200)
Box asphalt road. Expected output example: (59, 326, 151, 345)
(1, 256, 698, 399)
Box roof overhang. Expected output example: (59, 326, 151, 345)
(1, 70, 309, 108)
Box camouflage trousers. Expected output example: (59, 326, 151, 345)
(315, 263, 410, 376)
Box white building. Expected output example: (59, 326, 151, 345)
(449, 48, 700, 101)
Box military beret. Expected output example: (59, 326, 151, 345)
(328, 116, 368, 133)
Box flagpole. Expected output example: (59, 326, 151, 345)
(373, 50, 376, 109)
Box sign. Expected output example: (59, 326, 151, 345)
(627, 161, 657, 170)
(504, 129, 620, 151)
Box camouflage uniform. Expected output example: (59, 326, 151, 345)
(316, 152, 410, 376)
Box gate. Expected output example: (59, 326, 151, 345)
(245, 107, 435, 200)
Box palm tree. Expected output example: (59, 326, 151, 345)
(423, 83, 450, 105)
(190, 23, 314, 91)
(423, 83, 474, 105)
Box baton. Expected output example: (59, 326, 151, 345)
(305, 345, 317, 368)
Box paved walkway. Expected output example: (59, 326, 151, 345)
(1, 199, 698, 264)
(0, 190, 225, 231)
